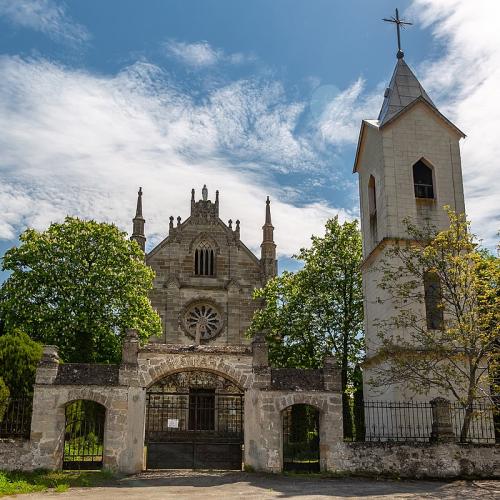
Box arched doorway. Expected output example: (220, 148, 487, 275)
(282, 404, 320, 472)
(145, 370, 244, 470)
(63, 400, 105, 470)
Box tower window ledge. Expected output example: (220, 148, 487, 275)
(415, 197, 436, 205)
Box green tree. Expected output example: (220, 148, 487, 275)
(371, 209, 499, 441)
(0, 377, 10, 422)
(0, 329, 42, 397)
(0, 217, 162, 363)
(250, 216, 364, 438)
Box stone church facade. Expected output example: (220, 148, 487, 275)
(131, 185, 276, 345)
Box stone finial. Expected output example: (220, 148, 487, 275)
(35, 345, 60, 385)
(40, 345, 60, 365)
(430, 397, 455, 442)
(228, 219, 232, 229)
(122, 328, 139, 365)
(252, 332, 269, 368)
(177, 216, 181, 227)
(169, 216, 174, 230)
(191, 188, 195, 201)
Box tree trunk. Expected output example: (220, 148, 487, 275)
(460, 403, 473, 443)
(341, 333, 353, 440)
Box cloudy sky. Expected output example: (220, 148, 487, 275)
(0, 0, 498, 280)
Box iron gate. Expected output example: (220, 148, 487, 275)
(283, 404, 320, 472)
(145, 391, 243, 470)
(63, 400, 105, 470)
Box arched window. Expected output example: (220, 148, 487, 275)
(424, 271, 444, 330)
(368, 175, 378, 245)
(194, 241, 215, 276)
(413, 160, 434, 199)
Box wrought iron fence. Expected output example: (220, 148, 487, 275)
(0, 397, 33, 438)
(346, 400, 497, 444)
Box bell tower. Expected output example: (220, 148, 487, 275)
(354, 42, 466, 400)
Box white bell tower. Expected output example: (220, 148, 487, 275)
(354, 46, 466, 401)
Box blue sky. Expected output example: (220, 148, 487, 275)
(0, 0, 498, 281)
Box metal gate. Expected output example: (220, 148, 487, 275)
(63, 400, 105, 470)
(145, 390, 243, 470)
(283, 404, 320, 472)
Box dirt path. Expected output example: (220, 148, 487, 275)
(10, 470, 500, 499)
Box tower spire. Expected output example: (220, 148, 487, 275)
(261, 196, 277, 281)
(131, 187, 146, 252)
(265, 196, 272, 224)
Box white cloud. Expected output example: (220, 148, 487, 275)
(0, 0, 89, 44)
(164, 40, 252, 68)
(315, 78, 381, 147)
(0, 56, 351, 257)
(410, 0, 500, 248)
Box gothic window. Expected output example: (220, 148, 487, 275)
(424, 272, 444, 330)
(413, 160, 434, 199)
(368, 175, 378, 245)
(194, 241, 215, 276)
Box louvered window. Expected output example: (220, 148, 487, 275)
(194, 242, 215, 276)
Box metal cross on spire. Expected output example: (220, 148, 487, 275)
(383, 8, 412, 59)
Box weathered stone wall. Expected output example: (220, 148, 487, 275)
(330, 442, 500, 478)
(0, 439, 34, 471)
(146, 191, 265, 345)
(245, 389, 343, 473)
(138, 344, 254, 389)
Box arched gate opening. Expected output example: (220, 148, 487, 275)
(282, 404, 320, 472)
(63, 400, 105, 470)
(145, 370, 244, 470)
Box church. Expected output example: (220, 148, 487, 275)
(9, 28, 497, 478)
(130, 185, 276, 345)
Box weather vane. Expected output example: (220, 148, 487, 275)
(383, 8, 412, 59)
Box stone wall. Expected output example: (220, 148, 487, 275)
(330, 442, 499, 478)
(0, 439, 34, 471)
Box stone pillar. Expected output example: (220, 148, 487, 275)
(31, 346, 64, 470)
(35, 346, 60, 384)
(430, 397, 455, 442)
(117, 329, 146, 473)
(251, 333, 271, 388)
(323, 356, 341, 391)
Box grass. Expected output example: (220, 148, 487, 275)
(0, 469, 116, 497)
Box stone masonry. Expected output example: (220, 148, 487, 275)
(134, 186, 277, 345)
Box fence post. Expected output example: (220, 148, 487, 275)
(430, 397, 454, 442)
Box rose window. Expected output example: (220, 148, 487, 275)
(182, 302, 223, 341)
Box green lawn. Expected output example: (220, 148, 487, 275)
(0, 469, 115, 497)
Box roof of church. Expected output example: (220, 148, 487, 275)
(378, 58, 434, 126)
(352, 57, 465, 173)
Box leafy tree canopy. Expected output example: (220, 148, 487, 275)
(250, 216, 364, 377)
(371, 209, 499, 440)
(0, 217, 162, 363)
(0, 329, 42, 397)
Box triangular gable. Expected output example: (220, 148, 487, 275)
(379, 96, 466, 138)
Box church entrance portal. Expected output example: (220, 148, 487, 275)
(145, 370, 244, 470)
